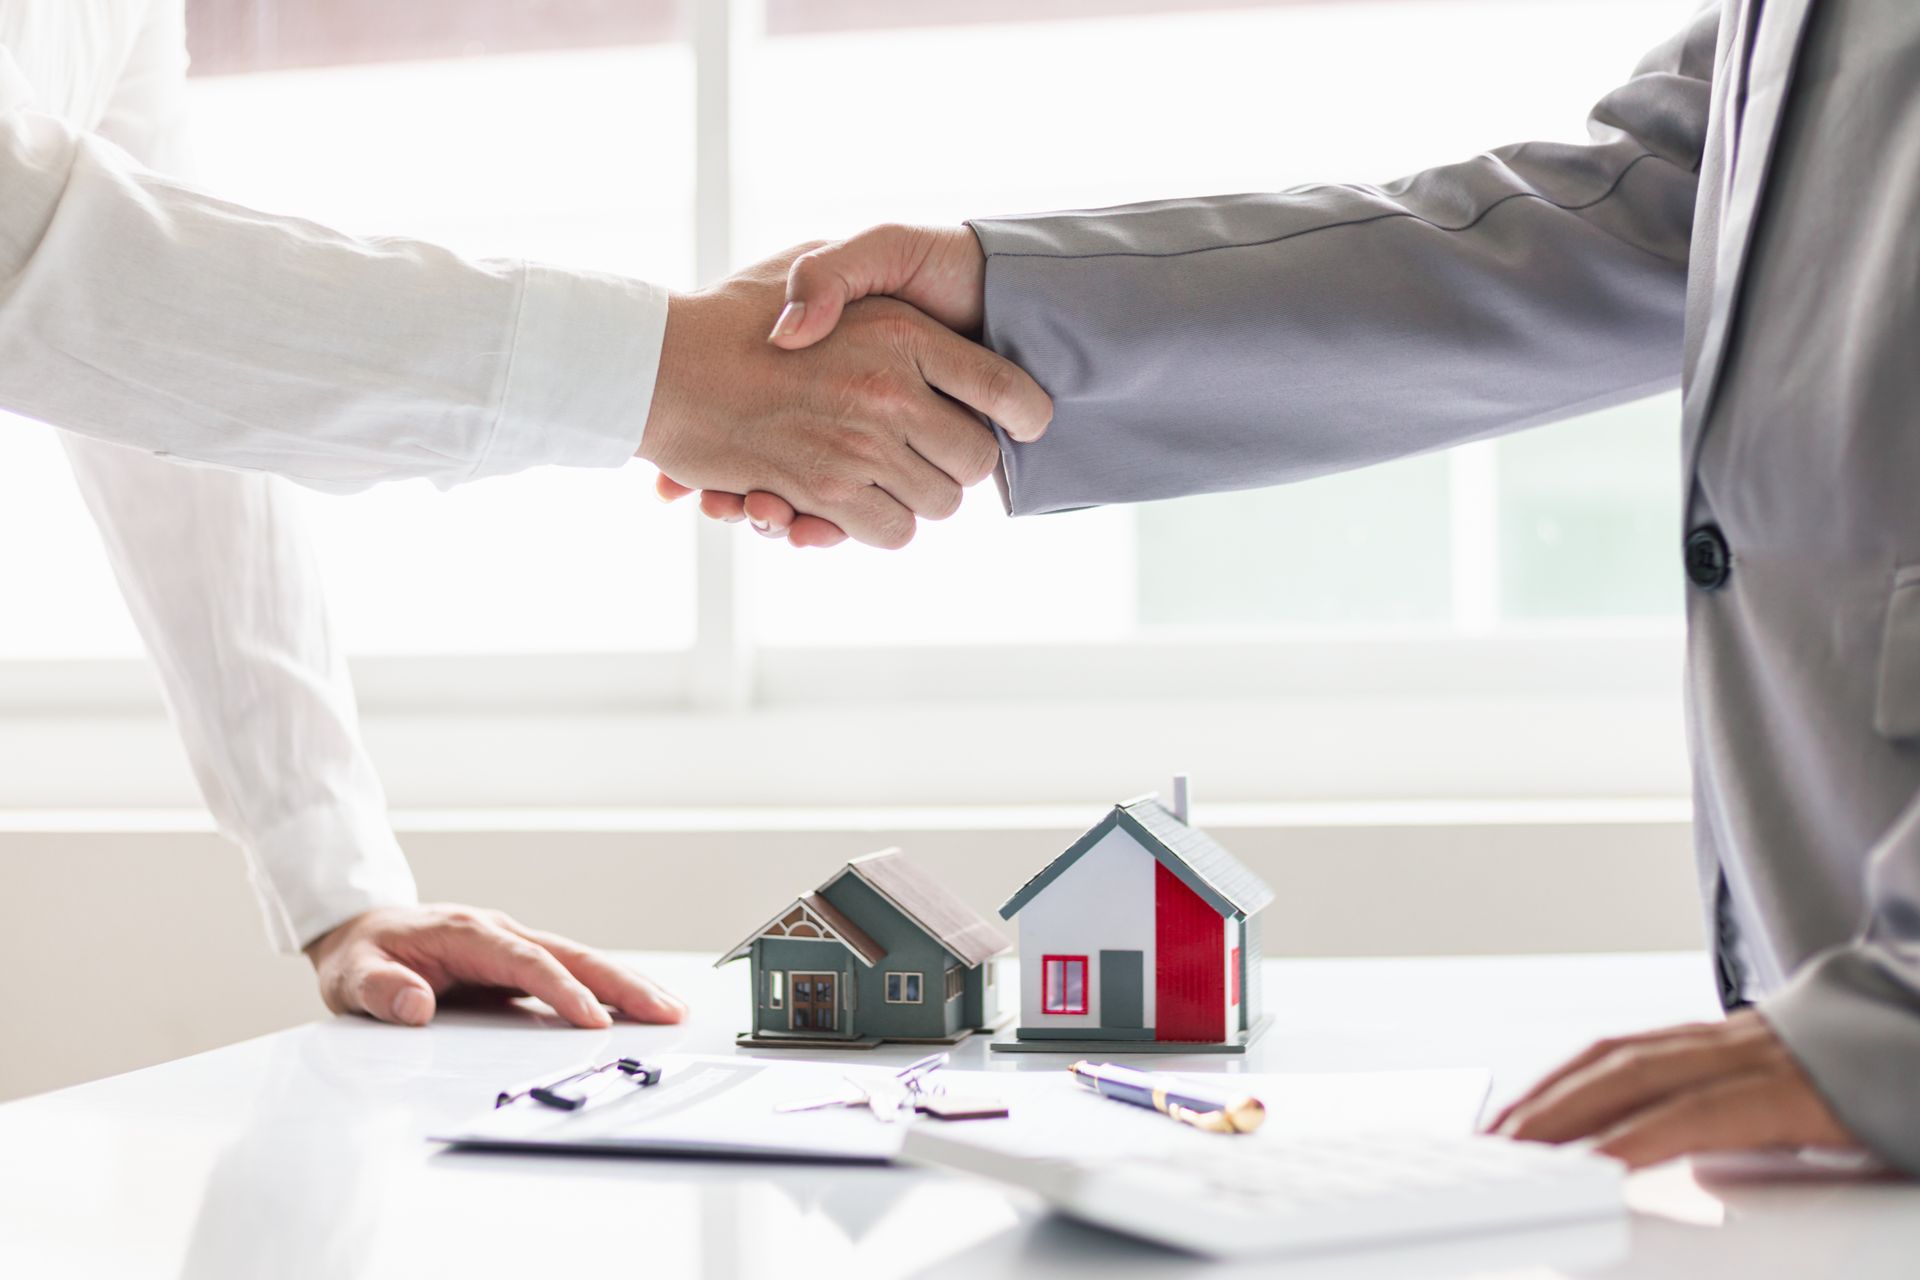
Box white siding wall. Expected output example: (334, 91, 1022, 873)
(1016, 825, 1156, 1031)
(1226, 915, 1242, 1032)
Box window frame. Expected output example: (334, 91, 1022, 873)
(0, 625, 1687, 809)
(885, 972, 924, 1004)
(0, 3, 1694, 808)
(767, 969, 784, 1009)
(945, 965, 965, 1002)
(1041, 955, 1089, 1016)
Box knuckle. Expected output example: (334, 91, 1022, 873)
(803, 462, 861, 508)
(1602, 1046, 1647, 1079)
(832, 423, 889, 470)
(788, 250, 827, 291)
(977, 357, 1018, 410)
(924, 482, 963, 522)
(877, 514, 917, 550)
(822, 477, 864, 509)
(837, 367, 911, 420)
(501, 943, 550, 975)
(962, 429, 1001, 485)
(875, 376, 920, 418)
(856, 300, 922, 347)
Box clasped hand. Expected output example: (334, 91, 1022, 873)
(641, 237, 1042, 549)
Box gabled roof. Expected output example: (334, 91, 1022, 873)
(715, 890, 887, 969)
(998, 796, 1274, 921)
(833, 848, 1011, 968)
(715, 848, 1009, 971)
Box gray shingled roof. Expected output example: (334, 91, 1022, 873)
(999, 798, 1273, 920)
(839, 849, 1011, 968)
(717, 848, 1010, 972)
(1120, 798, 1274, 916)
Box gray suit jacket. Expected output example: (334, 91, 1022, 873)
(972, 0, 1920, 1172)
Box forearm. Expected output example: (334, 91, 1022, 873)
(61, 435, 417, 950)
(972, 5, 1716, 515)
(0, 109, 664, 491)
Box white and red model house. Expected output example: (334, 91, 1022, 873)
(993, 777, 1274, 1053)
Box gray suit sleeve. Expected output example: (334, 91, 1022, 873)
(969, 5, 1719, 514)
(1761, 799, 1920, 1173)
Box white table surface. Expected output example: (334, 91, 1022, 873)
(4, 951, 1916, 1279)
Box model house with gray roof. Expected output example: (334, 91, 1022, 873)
(717, 848, 1012, 1048)
(994, 776, 1274, 1053)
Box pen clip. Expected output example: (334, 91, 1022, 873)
(497, 1057, 661, 1111)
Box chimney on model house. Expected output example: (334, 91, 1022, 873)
(1171, 774, 1191, 825)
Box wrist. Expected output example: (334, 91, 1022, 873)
(303, 911, 361, 966)
(637, 292, 697, 468)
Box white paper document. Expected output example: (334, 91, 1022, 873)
(432, 1054, 1491, 1164)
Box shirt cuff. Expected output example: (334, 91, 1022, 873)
(241, 802, 421, 954)
(459, 262, 669, 486)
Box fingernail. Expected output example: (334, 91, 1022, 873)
(768, 300, 805, 341)
(392, 988, 433, 1026)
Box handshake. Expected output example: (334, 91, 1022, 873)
(638, 224, 1048, 550)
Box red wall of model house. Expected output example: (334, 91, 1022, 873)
(1154, 861, 1224, 1041)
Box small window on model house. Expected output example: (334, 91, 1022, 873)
(768, 970, 784, 1009)
(945, 966, 965, 1001)
(1230, 948, 1240, 1005)
(885, 972, 923, 1003)
(986, 961, 996, 987)
(1041, 956, 1088, 1015)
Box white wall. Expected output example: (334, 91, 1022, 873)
(1016, 823, 1157, 1032)
(0, 802, 1705, 1103)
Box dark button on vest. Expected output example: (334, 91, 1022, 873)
(1686, 525, 1732, 591)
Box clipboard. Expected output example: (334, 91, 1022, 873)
(433, 1055, 922, 1162)
(431, 1054, 1492, 1166)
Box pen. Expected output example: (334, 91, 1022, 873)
(1067, 1061, 1266, 1134)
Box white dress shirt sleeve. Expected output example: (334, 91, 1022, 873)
(0, 30, 667, 491)
(61, 433, 422, 950)
(48, 0, 429, 951)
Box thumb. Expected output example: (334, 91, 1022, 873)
(346, 956, 438, 1026)
(769, 224, 931, 350)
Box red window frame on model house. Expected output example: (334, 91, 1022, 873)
(1041, 955, 1088, 1015)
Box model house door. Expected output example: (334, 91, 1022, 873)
(790, 973, 837, 1031)
(1099, 950, 1144, 1028)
